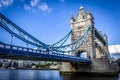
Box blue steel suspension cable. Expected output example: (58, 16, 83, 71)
(53, 25, 90, 49)
(0, 21, 45, 49)
(0, 13, 48, 48)
(52, 30, 72, 47)
(52, 26, 90, 53)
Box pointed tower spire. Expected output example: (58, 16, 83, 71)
(87, 8, 94, 20)
(70, 11, 73, 18)
(70, 13, 75, 23)
(88, 8, 91, 14)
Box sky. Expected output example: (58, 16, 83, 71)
(0, 0, 120, 47)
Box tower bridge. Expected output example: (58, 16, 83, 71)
(60, 6, 116, 73)
(0, 6, 119, 74)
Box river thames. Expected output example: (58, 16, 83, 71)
(0, 69, 119, 80)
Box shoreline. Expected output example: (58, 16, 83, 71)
(0, 68, 59, 70)
(16, 68, 59, 70)
(60, 71, 119, 77)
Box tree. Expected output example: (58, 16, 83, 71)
(0, 62, 2, 67)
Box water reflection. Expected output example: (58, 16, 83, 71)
(0, 69, 60, 80)
(0, 69, 119, 80)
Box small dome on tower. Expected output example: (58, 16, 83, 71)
(87, 11, 93, 19)
(79, 6, 84, 10)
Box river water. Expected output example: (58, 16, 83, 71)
(0, 69, 119, 80)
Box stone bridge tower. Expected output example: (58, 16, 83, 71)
(60, 6, 119, 73)
(70, 6, 96, 59)
(70, 6, 110, 60)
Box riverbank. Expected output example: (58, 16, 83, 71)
(16, 68, 59, 70)
(0, 68, 59, 70)
(60, 72, 119, 77)
(0, 67, 59, 70)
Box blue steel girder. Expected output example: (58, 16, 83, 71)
(0, 43, 90, 63)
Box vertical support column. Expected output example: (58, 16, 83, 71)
(11, 27, 14, 45)
(104, 34, 111, 63)
(11, 34, 13, 45)
(26, 37, 29, 48)
(86, 22, 96, 59)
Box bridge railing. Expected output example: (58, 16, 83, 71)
(0, 43, 90, 62)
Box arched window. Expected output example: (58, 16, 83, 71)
(83, 16, 85, 19)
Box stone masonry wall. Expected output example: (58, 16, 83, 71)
(91, 58, 118, 72)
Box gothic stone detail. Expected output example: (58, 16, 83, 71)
(60, 6, 119, 73)
(70, 6, 109, 59)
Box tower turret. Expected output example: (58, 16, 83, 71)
(70, 15, 75, 23)
(76, 6, 86, 21)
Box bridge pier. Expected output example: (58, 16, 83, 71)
(60, 62, 76, 72)
(60, 58, 119, 76)
(91, 58, 119, 73)
(60, 62, 90, 72)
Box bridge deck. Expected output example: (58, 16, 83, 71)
(0, 43, 90, 63)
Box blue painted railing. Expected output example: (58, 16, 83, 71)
(0, 43, 90, 63)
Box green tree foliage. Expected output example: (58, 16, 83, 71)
(36, 63, 52, 68)
(0, 62, 2, 67)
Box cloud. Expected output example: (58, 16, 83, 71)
(38, 3, 48, 12)
(23, 0, 52, 13)
(109, 45, 120, 54)
(30, 0, 39, 7)
(24, 4, 31, 10)
(0, 0, 52, 14)
(38, 3, 52, 13)
(0, 0, 14, 8)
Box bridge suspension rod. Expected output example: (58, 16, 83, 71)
(52, 26, 90, 53)
(52, 30, 72, 47)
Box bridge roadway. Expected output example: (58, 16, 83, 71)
(0, 43, 90, 63)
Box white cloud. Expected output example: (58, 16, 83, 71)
(109, 45, 120, 54)
(0, 0, 52, 14)
(30, 0, 39, 7)
(24, 4, 31, 10)
(0, 0, 14, 8)
(38, 3, 52, 13)
(23, 0, 52, 14)
(38, 3, 48, 12)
